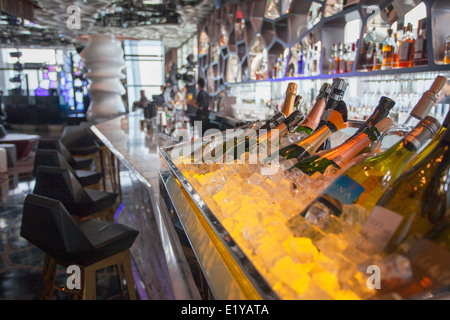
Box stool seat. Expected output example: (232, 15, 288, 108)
(77, 219, 138, 266)
(68, 188, 117, 216)
(74, 170, 103, 187)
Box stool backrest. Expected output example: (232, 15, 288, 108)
(61, 126, 98, 149)
(37, 139, 75, 165)
(20, 194, 94, 257)
(33, 149, 74, 177)
(33, 166, 92, 205)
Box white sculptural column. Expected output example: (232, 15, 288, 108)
(80, 34, 126, 121)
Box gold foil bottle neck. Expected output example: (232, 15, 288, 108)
(281, 82, 298, 117)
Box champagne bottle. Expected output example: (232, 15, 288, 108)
(351, 96, 396, 137)
(405, 110, 450, 170)
(280, 82, 299, 117)
(373, 75, 447, 153)
(315, 78, 349, 132)
(358, 125, 450, 255)
(265, 109, 347, 165)
(189, 89, 301, 162)
(295, 83, 332, 135)
(225, 108, 305, 160)
(289, 117, 394, 177)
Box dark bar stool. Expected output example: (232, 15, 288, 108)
(60, 125, 117, 192)
(60, 125, 100, 157)
(33, 149, 102, 188)
(20, 194, 138, 300)
(33, 166, 118, 221)
(37, 138, 93, 170)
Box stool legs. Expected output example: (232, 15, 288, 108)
(41, 253, 57, 300)
(121, 250, 136, 300)
(82, 267, 97, 300)
(41, 250, 136, 300)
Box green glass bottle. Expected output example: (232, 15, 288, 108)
(268, 109, 347, 164)
(289, 117, 394, 177)
(293, 116, 439, 226)
(225, 108, 304, 160)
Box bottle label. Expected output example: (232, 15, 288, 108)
(322, 175, 365, 204)
(399, 42, 410, 61)
(414, 39, 424, 59)
(358, 206, 403, 253)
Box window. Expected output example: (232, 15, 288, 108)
(123, 40, 165, 107)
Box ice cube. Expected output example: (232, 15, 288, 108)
(315, 233, 348, 258)
(271, 256, 310, 293)
(323, 165, 340, 176)
(256, 236, 288, 268)
(283, 236, 319, 264)
(340, 203, 370, 227)
(278, 199, 305, 220)
(261, 179, 277, 195)
(273, 190, 293, 204)
(248, 172, 264, 185)
(286, 215, 326, 241)
(265, 220, 291, 242)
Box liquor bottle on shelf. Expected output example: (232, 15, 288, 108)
(272, 57, 278, 79)
(311, 44, 320, 75)
(346, 43, 356, 73)
(336, 43, 343, 74)
(288, 116, 394, 177)
(381, 29, 395, 70)
(338, 42, 347, 74)
(394, 31, 400, 68)
(293, 116, 439, 227)
(295, 83, 332, 135)
(413, 18, 428, 67)
(329, 44, 338, 74)
(444, 36, 450, 65)
(278, 54, 285, 78)
(297, 46, 305, 76)
(358, 124, 450, 255)
(399, 23, 415, 68)
(266, 109, 347, 165)
(360, 27, 376, 71)
(404, 109, 450, 170)
(373, 75, 447, 153)
(372, 43, 383, 71)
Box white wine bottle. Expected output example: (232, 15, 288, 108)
(293, 116, 439, 226)
(359, 124, 450, 255)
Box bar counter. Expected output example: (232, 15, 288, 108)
(90, 111, 272, 300)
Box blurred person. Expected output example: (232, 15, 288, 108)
(187, 78, 210, 134)
(132, 89, 150, 111)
